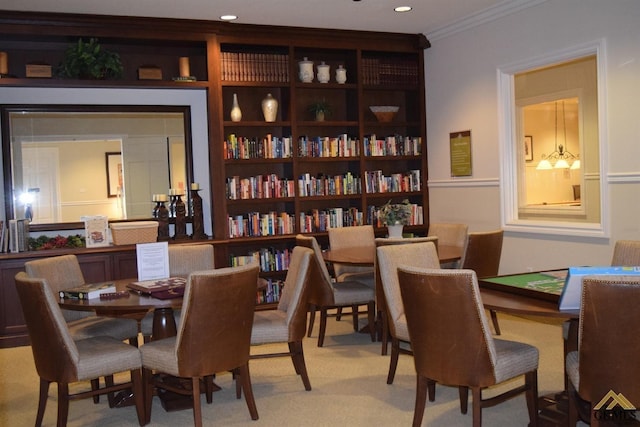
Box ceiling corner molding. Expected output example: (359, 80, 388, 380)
(426, 0, 549, 42)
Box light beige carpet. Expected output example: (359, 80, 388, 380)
(0, 313, 580, 426)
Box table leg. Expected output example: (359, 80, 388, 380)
(152, 307, 177, 340)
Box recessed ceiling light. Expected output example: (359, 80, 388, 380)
(220, 15, 238, 21)
(394, 6, 412, 13)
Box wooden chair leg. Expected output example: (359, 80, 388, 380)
(91, 378, 100, 403)
(104, 374, 116, 407)
(57, 382, 70, 427)
(367, 301, 376, 342)
(351, 305, 359, 331)
(471, 387, 482, 427)
(413, 375, 429, 427)
(238, 363, 259, 420)
(307, 304, 316, 337)
(204, 375, 214, 403)
(525, 370, 539, 427)
(428, 379, 436, 402)
(318, 309, 328, 347)
(289, 341, 312, 391)
(36, 378, 49, 427)
(235, 368, 242, 399)
(489, 309, 501, 335)
(191, 377, 203, 427)
(143, 368, 154, 425)
(380, 311, 389, 356)
(567, 379, 579, 426)
(459, 386, 469, 414)
(130, 368, 146, 427)
(336, 307, 343, 321)
(387, 338, 400, 384)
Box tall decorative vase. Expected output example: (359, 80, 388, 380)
(230, 93, 242, 122)
(261, 93, 278, 122)
(387, 224, 404, 239)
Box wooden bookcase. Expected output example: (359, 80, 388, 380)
(0, 12, 429, 335)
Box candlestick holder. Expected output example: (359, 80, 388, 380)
(190, 188, 207, 239)
(173, 193, 188, 240)
(157, 201, 170, 240)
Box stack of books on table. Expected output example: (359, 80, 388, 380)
(60, 282, 116, 300)
(126, 277, 187, 299)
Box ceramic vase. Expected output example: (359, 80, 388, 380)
(230, 93, 242, 122)
(387, 224, 404, 239)
(317, 61, 330, 83)
(298, 57, 314, 82)
(335, 64, 347, 84)
(262, 93, 278, 122)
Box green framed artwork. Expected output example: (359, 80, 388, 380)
(449, 130, 472, 177)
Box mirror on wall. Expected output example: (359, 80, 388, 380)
(2, 105, 194, 231)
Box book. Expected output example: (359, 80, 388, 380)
(60, 282, 117, 300)
(127, 277, 187, 295)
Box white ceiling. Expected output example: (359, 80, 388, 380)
(1, 0, 518, 38)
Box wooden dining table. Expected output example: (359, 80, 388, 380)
(322, 243, 463, 266)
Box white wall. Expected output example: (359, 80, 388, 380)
(425, 0, 640, 273)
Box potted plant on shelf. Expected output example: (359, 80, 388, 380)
(379, 199, 412, 238)
(56, 38, 123, 80)
(308, 99, 331, 121)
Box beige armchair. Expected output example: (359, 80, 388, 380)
(248, 246, 314, 390)
(15, 272, 145, 427)
(427, 222, 468, 268)
(140, 263, 260, 426)
(376, 241, 440, 384)
(398, 267, 539, 427)
(611, 240, 640, 266)
(296, 234, 375, 347)
(459, 229, 504, 335)
(327, 225, 375, 287)
(566, 275, 640, 426)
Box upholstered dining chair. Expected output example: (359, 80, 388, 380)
(248, 246, 313, 391)
(397, 267, 539, 427)
(140, 263, 260, 426)
(14, 272, 146, 427)
(327, 225, 375, 287)
(24, 254, 139, 341)
(566, 275, 640, 426)
(374, 236, 438, 356)
(295, 234, 375, 347)
(610, 240, 640, 266)
(376, 241, 440, 384)
(140, 244, 215, 336)
(459, 229, 504, 335)
(427, 222, 468, 268)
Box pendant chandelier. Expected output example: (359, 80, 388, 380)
(536, 100, 580, 170)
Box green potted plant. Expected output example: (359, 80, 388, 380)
(379, 199, 412, 238)
(56, 38, 123, 80)
(309, 99, 331, 121)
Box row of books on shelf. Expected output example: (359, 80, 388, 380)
(363, 135, 422, 157)
(368, 204, 424, 227)
(0, 219, 30, 253)
(364, 169, 421, 194)
(256, 279, 285, 305)
(221, 51, 290, 83)
(362, 57, 419, 86)
(298, 172, 361, 197)
(298, 135, 360, 158)
(224, 134, 293, 160)
(228, 211, 296, 238)
(299, 208, 364, 233)
(230, 247, 292, 273)
(226, 175, 296, 200)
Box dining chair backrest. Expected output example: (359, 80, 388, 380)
(275, 247, 313, 341)
(24, 254, 92, 322)
(427, 222, 468, 249)
(459, 229, 504, 278)
(15, 272, 79, 383)
(610, 240, 640, 266)
(576, 275, 640, 405)
(397, 267, 497, 387)
(295, 234, 335, 306)
(175, 263, 259, 378)
(328, 225, 375, 280)
(168, 244, 215, 277)
(376, 241, 440, 336)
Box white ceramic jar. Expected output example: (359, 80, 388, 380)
(335, 65, 347, 84)
(298, 57, 314, 83)
(317, 61, 330, 83)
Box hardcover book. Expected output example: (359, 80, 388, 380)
(60, 282, 116, 300)
(126, 277, 187, 295)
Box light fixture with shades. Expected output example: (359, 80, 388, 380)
(536, 100, 580, 170)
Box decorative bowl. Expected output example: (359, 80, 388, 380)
(369, 105, 399, 122)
